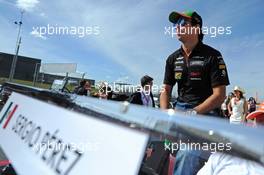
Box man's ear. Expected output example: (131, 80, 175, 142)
(194, 24, 201, 29)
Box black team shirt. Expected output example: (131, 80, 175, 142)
(163, 41, 230, 107)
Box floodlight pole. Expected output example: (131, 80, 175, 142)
(9, 10, 25, 82)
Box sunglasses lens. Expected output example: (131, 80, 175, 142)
(176, 18, 191, 26)
(177, 18, 185, 26)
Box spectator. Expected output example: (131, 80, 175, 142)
(74, 80, 91, 96)
(130, 75, 155, 107)
(228, 86, 248, 124)
(248, 97, 257, 114)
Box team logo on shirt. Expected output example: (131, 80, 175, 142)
(174, 66, 183, 71)
(175, 72, 182, 80)
(190, 72, 202, 80)
(175, 60, 184, 64)
(190, 72, 201, 77)
(190, 77, 202, 80)
(190, 60, 204, 66)
(176, 56, 184, 60)
(221, 70, 226, 77)
(192, 56, 204, 60)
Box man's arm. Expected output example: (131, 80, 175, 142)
(160, 84, 172, 109)
(194, 85, 226, 114)
(227, 98, 233, 116)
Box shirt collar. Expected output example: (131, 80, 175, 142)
(180, 41, 203, 56)
(141, 90, 151, 96)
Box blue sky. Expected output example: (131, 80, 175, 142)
(0, 0, 263, 101)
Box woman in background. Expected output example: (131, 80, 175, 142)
(228, 86, 248, 124)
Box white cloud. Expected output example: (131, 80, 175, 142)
(16, 0, 39, 11)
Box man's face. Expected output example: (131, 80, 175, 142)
(175, 18, 200, 42)
(143, 81, 153, 92)
(84, 82, 91, 90)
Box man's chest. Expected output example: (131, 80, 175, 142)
(173, 55, 208, 81)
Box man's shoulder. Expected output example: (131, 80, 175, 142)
(201, 43, 222, 57)
(131, 91, 141, 98)
(129, 91, 142, 104)
(167, 48, 182, 62)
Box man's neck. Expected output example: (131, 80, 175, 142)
(182, 39, 199, 57)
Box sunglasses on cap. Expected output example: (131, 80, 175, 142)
(173, 17, 192, 27)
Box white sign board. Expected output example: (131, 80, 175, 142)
(0, 92, 148, 175)
(40, 63, 77, 73)
(50, 80, 66, 91)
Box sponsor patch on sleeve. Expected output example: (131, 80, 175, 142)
(175, 72, 182, 80)
(219, 64, 226, 69)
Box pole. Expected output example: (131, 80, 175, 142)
(33, 63, 40, 86)
(9, 10, 24, 82)
(82, 73, 85, 80)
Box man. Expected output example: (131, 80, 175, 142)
(159, 10, 230, 175)
(74, 80, 91, 96)
(160, 10, 229, 115)
(130, 75, 155, 107)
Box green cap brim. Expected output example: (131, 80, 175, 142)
(169, 11, 192, 24)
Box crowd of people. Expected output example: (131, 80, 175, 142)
(72, 79, 260, 125)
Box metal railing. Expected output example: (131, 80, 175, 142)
(1, 82, 264, 166)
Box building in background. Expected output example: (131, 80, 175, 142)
(0, 52, 41, 81)
(0, 52, 95, 86)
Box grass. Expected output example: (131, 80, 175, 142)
(0, 77, 98, 93)
(0, 77, 51, 89)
